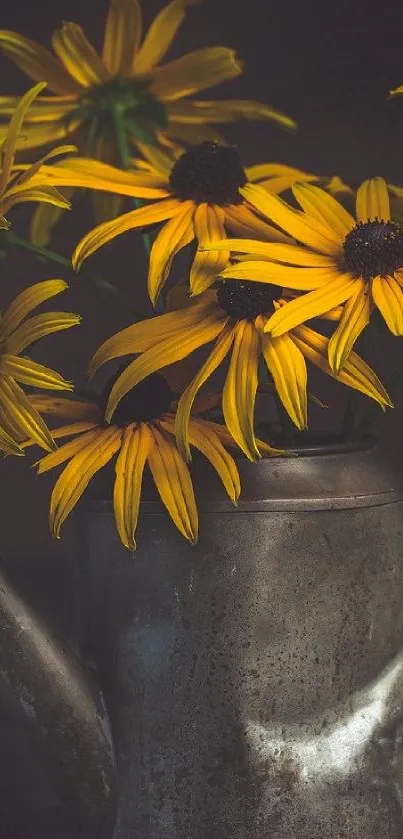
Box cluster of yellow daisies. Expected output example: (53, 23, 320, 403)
(0, 0, 401, 549)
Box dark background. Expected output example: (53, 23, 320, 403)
(0, 0, 402, 565)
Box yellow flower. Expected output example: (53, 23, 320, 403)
(0, 82, 76, 228)
(38, 145, 333, 304)
(0, 280, 80, 455)
(86, 286, 391, 462)
(208, 177, 403, 374)
(31, 372, 248, 549)
(0, 0, 294, 158)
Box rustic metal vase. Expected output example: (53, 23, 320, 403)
(75, 437, 403, 839)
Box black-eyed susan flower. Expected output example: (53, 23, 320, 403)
(0, 0, 294, 160)
(31, 371, 260, 549)
(0, 83, 76, 229)
(209, 177, 403, 374)
(38, 143, 333, 303)
(0, 280, 80, 455)
(86, 286, 391, 462)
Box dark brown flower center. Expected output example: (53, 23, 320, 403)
(100, 370, 172, 426)
(169, 142, 247, 205)
(343, 219, 403, 279)
(216, 279, 279, 320)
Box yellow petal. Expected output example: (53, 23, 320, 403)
(389, 84, 403, 97)
(102, 0, 142, 75)
(37, 426, 102, 472)
(0, 95, 75, 122)
(28, 394, 100, 422)
(105, 314, 225, 421)
(224, 202, 290, 243)
(0, 354, 73, 391)
(114, 422, 150, 550)
(291, 325, 392, 408)
(0, 30, 81, 94)
(164, 414, 240, 504)
(246, 162, 318, 191)
(327, 282, 371, 373)
(220, 261, 342, 290)
(265, 275, 360, 337)
(175, 322, 233, 460)
(371, 274, 403, 335)
(355, 177, 390, 222)
(147, 424, 198, 543)
(148, 201, 195, 305)
(292, 182, 355, 239)
(190, 204, 229, 296)
(0, 82, 47, 195)
(168, 99, 296, 129)
(5, 312, 80, 354)
(241, 183, 343, 256)
(0, 375, 57, 452)
(134, 0, 194, 74)
(49, 427, 121, 538)
(7, 144, 77, 191)
(87, 293, 217, 377)
(150, 47, 242, 102)
(261, 329, 307, 430)
(0, 279, 68, 339)
(207, 237, 336, 267)
(4, 184, 72, 212)
(2, 119, 76, 152)
(40, 157, 169, 195)
(52, 23, 108, 88)
(222, 320, 261, 461)
(72, 198, 181, 268)
(0, 423, 24, 456)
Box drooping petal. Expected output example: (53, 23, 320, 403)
(72, 198, 182, 268)
(0, 279, 69, 339)
(261, 328, 308, 430)
(0, 31, 81, 94)
(246, 162, 318, 193)
(0, 375, 57, 452)
(148, 200, 195, 304)
(207, 237, 336, 267)
(87, 293, 217, 377)
(147, 424, 198, 543)
(241, 183, 343, 255)
(7, 143, 77, 189)
(102, 0, 142, 75)
(162, 414, 240, 504)
(28, 394, 100, 422)
(52, 23, 108, 88)
(105, 314, 225, 421)
(0, 354, 73, 391)
(3, 185, 72, 213)
(190, 204, 229, 296)
(327, 282, 371, 373)
(291, 325, 392, 408)
(149, 47, 242, 102)
(167, 99, 296, 129)
(36, 427, 103, 472)
(0, 82, 46, 195)
(224, 202, 290, 243)
(355, 177, 390, 223)
(1, 120, 76, 152)
(264, 275, 360, 337)
(193, 414, 284, 457)
(49, 426, 122, 538)
(134, 0, 194, 74)
(222, 320, 261, 461)
(114, 422, 150, 550)
(0, 423, 25, 456)
(220, 261, 342, 290)
(175, 322, 233, 460)
(371, 275, 403, 335)
(30, 189, 75, 246)
(0, 95, 76, 122)
(9, 307, 62, 357)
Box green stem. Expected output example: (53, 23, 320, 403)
(5, 230, 143, 321)
(112, 107, 151, 255)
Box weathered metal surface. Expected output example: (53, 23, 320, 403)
(79, 439, 403, 838)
